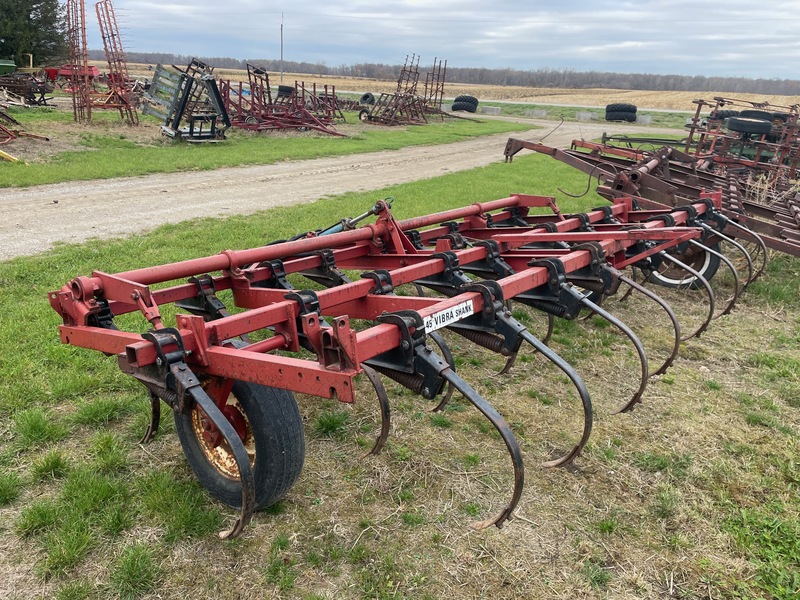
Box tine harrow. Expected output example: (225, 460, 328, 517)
(219, 65, 346, 137)
(49, 191, 766, 537)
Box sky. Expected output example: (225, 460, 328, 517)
(83, 0, 800, 80)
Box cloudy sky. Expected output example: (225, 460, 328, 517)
(87, 0, 800, 79)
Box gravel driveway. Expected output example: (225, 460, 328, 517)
(0, 120, 680, 259)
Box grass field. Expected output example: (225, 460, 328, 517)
(1, 148, 799, 599)
(0, 108, 531, 187)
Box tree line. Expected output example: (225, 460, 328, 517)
(109, 51, 800, 96)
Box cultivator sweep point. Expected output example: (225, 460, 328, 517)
(49, 191, 766, 537)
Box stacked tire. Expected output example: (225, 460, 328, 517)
(452, 94, 478, 113)
(359, 92, 375, 105)
(723, 109, 777, 140)
(605, 103, 637, 123)
(708, 109, 739, 121)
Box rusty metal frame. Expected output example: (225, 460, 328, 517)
(506, 138, 800, 257)
(94, 0, 139, 125)
(65, 0, 92, 122)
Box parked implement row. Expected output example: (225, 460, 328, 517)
(49, 192, 765, 538)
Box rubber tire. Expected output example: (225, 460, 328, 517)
(358, 108, 370, 122)
(277, 85, 294, 98)
(359, 92, 375, 105)
(708, 109, 739, 121)
(175, 381, 305, 510)
(724, 117, 773, 135)
(605, 111, 637, 122)
(606, 103, 637, 113)
(453, 94, 478, 106)
(738, 109, 772, 121)
(771, 112, 789, 124)
(452, 101, 477, 113)
(648, 242, 721, 289)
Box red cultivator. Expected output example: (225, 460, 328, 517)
(218, 64, 345, 137)
(49, 192, 765, 538)
(505, 95, 800, 259)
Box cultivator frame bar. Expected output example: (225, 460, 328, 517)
(51, 190, 764, 538)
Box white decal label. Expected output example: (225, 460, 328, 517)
(423, 300, 475, 333)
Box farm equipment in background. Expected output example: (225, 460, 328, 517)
(0, 108, 50, 154)
(95, 0, 139, 125)
(64, 0, 141, 123)
(49, 189, 766, 538)
(358, 54, 451, 125)
(142, 59, 230, 141)
(504, 95, 800, 260)
(218, 63, 346, 137)
(0, 69, 53, 106)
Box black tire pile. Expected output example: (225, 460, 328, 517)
(452, 95, 479, 113)
(605, 103, 637, 122)
(722, 108, 791, 140)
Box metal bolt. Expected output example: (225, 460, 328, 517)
(155, 358, 163, 366)
(422, 387, 431, 398)
(401, 340, 410, 350)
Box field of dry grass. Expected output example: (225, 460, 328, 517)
(125, 62, 800, 111)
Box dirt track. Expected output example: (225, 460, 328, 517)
(0, 119, 680, 259)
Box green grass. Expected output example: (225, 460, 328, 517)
(12, 408, 69, 447)
(478, 100, 691, 129)
(109, 543, 161, 599)
(31, 449, 71, 481)
(0, 108, 532, 187)
(724, 508, 800, 600)
(0, 472, 22, 505)
(313, 410, 350, 438)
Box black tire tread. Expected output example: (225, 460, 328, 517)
(724, 117, 773, 135)
(175, 381, 305, 511)
(708, 109, 739, 121)
(605, 111, 637, 122)
(605, 102, 637, 113)
(451, 101, 477, 113)
(453, 94, 478, 106)
(738, 109, 772, 121)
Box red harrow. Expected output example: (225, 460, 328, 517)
(49, 193, 765, 538)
